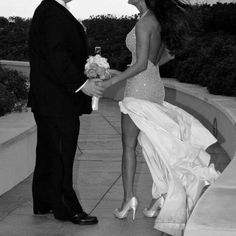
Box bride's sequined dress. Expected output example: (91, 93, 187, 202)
(124, 27, 165, 104)
(119, 25, 219, 236)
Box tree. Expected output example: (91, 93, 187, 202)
(0, 2, 236, 96)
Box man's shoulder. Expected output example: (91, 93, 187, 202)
(33, 0, 62, 20)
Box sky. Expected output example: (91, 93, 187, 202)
(0, 0, 234, 20)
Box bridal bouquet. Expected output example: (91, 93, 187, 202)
(84, 55, 110, 111)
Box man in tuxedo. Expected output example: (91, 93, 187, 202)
(28, 0, 103, 225)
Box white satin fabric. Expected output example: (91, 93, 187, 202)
(119, 97, 219, 236)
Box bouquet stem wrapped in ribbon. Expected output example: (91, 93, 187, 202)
(84, 55, 110, 111)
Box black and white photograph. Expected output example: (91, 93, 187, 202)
(0, 0, 235, 235)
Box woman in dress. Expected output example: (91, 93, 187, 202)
(102, 0, 219, 235)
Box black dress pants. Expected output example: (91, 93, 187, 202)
(32, 113, 83, 218)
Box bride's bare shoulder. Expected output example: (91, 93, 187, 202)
(137, 12, 161, 33)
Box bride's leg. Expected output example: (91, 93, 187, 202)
(121, 113, 140, 206)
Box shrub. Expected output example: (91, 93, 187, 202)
(0, 65, 28, 116)
(172, 32, 236, 95)
(0, 83, 16, 117)
(207, 57, 236, 96)
(0, 66, 28, 100)
(175, 57, 204, 84)
(0, 3, 236, 98)
(159, 60, 177, 78)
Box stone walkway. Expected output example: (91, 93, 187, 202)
(0, 98, 230, 236)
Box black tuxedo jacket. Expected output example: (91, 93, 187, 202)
(28, 0, 92, 117)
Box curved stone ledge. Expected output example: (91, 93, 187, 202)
(1, 60, 236, 235)
(1, 60, 235, 159)
(163, 79, 236, 161)
(0, 60, 30, 77)
(103, 77, 236, 235)
(104, 78, 236, 160)
(0, 111, 36, 196)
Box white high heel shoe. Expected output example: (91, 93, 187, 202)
(143, 195, 165, 218)
(114, 196, 138, 220)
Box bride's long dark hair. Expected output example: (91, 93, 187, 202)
(145, 0, 192, 52)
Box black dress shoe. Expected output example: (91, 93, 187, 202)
(71, 213, 98, 225)
(55, 212, 98, 225)
(34, 209, 53, 215)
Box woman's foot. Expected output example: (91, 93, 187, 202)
(143, 194, 166, 218)
(114, 196, 138, 220)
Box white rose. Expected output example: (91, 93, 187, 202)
(89, 56, 95, 63)
(100, 58, 110, 69)
(84, 55, 110, 72)
(97, 57, 109, 68)
(92, 55, 99, 64)
(85, 56, 94, 70)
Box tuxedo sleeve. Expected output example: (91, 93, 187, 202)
(41, 14, 87, 94)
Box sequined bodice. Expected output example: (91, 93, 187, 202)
(124, 26, 165, 104)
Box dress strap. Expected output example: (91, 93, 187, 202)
(140, 9, 150, 19)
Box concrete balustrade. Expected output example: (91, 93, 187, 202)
(0, 112, 36, 196)
(104, 78, 236, 160)
(0, 60, 236, 236)
(0, 60, 34, 196)
(104, 75, 236, 236)
(0, 60, 30, 77)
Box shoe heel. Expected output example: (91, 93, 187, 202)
(132, 207, 136, 220)
(131, 197, 138, 221)
(143, 195, 165, 218)
(114, 196, 138, 220)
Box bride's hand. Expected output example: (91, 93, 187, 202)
(101, 78, 113, 90)
(108, 69, 121, 77)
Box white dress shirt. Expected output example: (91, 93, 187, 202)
(54, 0, 87, 93)
(55, 0, 67, 8)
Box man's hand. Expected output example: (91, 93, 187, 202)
(81, 79, 104, 97)
(97, 69, 120, 90)
(100, 79, 113, 90)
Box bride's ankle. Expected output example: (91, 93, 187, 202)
(123, 194, 136, 202)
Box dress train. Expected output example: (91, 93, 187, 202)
(119, 97, 219, 236)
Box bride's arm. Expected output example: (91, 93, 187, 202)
(159, 46, 175, 66)
(103, 19, 161, 88)
(108, 69, 121, 76)
(154, 42, 175, 66)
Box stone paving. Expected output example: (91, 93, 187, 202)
(0, 98, 231, 236)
